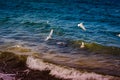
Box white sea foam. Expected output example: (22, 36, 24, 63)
(0, 73, 15, 80)
(26, 56, 113, 80)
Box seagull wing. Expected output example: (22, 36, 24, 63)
(45, 29, 54, 41)
(45, 36, 49, 41)
(49, 29, 53, 37)
(78, 23, 86, 31)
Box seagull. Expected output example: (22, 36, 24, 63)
(45, 29, 54, 41)
(117, 34, 120, 37)
(80, 42, 85, 48)
(78, 22, 86, 31)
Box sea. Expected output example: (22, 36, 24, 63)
(0, 0, 120, 80)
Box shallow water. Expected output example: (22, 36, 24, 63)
(0, 0, 120, 79)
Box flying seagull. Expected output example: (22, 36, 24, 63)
(78, 22, 86, 31)
(45, 29, 54, 41)
(117, 34, 120, 37)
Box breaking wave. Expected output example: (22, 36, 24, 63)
(26, 56, 115, 80)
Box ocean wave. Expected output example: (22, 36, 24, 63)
(68, 40, 120, 55)
(26, 56, 115, 80)
(0, 43, 120, 79)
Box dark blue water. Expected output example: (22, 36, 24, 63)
(0, 0, 120, 47)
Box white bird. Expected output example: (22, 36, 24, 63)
(45, 29, 54, 41)
(80, 42, 85, 48)
(117, 34, 120, 37)
(78, 22, 86, 31)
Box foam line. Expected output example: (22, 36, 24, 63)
(26, 56, 113, 80)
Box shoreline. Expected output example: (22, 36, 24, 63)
(0, 51, 120, 80)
